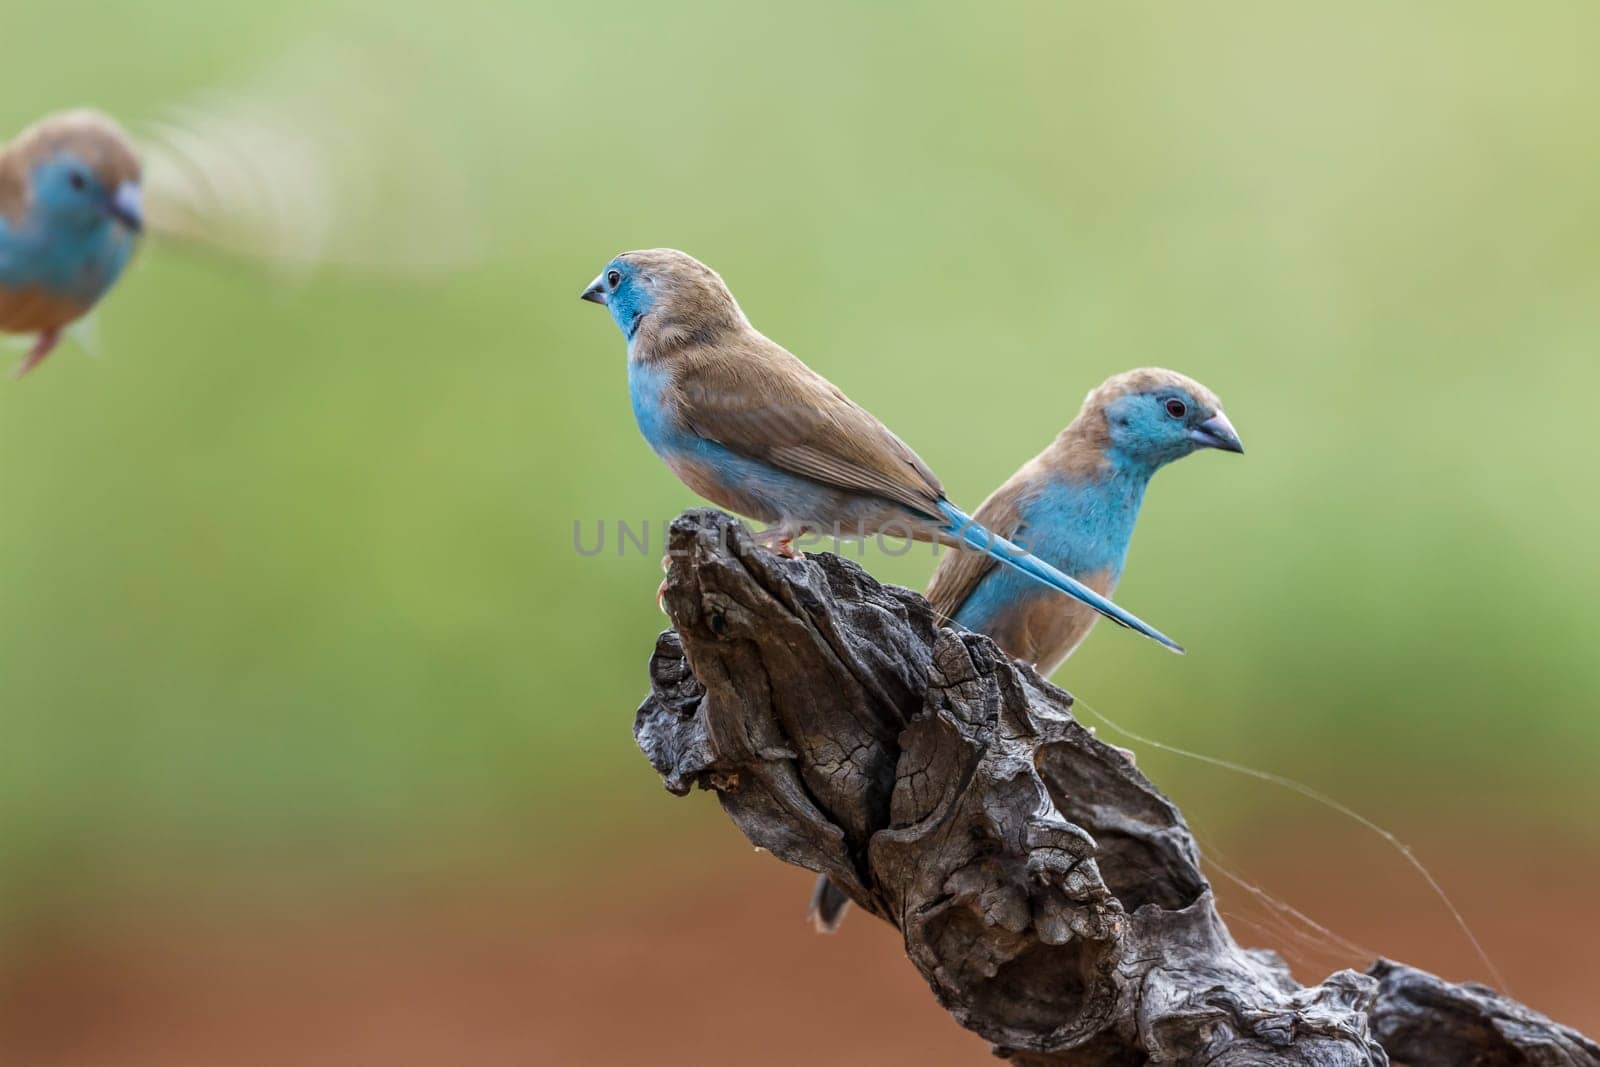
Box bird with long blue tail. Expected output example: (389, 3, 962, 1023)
(579, 249, 1185, 655)
(809, 367, 1243, 932)
(928, 367, 1241, 674)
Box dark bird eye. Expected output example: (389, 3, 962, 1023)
(606, 270, 621, 289)
(1165, 398, 1187, 419)
(68, 170, 87, 191)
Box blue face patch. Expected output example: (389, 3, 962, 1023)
(0, 154, 137, 301)
(1103, 389, 1205, 473)
(603, 259, 654, 341)
(31, 154, 110, 228)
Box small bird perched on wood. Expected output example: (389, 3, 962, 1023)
(808, 367, 1243, 933)
(928, 367, 1242, 674)
(0, 111, 142, 377)
(580, 249, 1184, 653)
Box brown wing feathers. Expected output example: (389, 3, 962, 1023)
(671, 337, 946, 520)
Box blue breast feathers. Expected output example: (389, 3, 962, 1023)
(952, 470, 1148, 630)
(0, 208, 135, 304)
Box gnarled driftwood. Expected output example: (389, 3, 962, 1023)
(634, 510, 1599, 1066)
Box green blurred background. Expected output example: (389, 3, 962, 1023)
(3, 2, 1596, 1063)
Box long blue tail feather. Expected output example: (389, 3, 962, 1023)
(936, 500, 1185, 654)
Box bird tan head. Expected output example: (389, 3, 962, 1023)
(1082, 368, 1225, 419)
(581, 248, 748, 349)
(1061, 367, 1243, 472)
(0, 110, 143, 228)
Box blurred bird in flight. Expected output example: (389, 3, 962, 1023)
(809, 367, 1242, 932)
(580, 249, 1185, 653)
(0, 112, 142, 377)
(0, 38, 485, 379)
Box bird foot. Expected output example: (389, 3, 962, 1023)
(657, 554, 672, 613)
(754, 528, 802, 558)
(11, 329, 61, 379)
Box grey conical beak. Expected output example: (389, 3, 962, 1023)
(580, 272, 608, 305)
(107, 181, 143, 233)
(1189, 411, 1244, 453)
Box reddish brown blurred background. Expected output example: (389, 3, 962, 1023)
(5, 812, 1595, 1066)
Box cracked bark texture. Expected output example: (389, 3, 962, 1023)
(634, 510, 1599, 1066)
